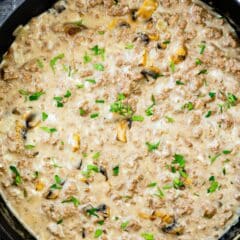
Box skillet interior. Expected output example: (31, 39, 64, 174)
(0, 0, 239, 239)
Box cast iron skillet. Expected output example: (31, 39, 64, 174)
(0, 0, 239, 239)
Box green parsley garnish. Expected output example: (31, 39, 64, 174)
(121, 221, 129, 230)
(29, 91, 45, 101)
(96, 99, 105, 104)
(145, 95, 156, 116)
(93, 63, 104, 71)
(169, 61, 175, 73)
(172, 154, 186, 167)
(24, 145, 35, 150)
(125, 43, 134, 49)
(53, 96, 64, 107)
(182, 102, 194, 111)
(176, 80, 185, 85)
(210, 153, 221, 164)
(209, 92, 216, 99)
(173, 178, 185, 189)
(199, 43, 206, 54)
(50, 53, 64, 72)
(86, 208, 99, 217)
(141, 233, 155, 240)
(42, 112, 48, 121)
(147, 182, 157, 188)
(222, 150, 231, 155)
(86, 79, 96, 84)
(87, 164, 99, 173)
(93, 152, 100, 160)
(40, 126, 57, 133)
(205, 110, 212, 118)
(113, 165, 119, 176)
(76, 83, 84, 89)
(64, 90, 71, 98)
(36, 59, 44, 68)
(9, 166, 22, 185)
(198, 69, 208, 75)
(79, 108, 87, 116)
(62, 196, 80, 207)
(207, 176, 219, 193)
(94, 229, 103, 238)
(154, 187, 164, 198)
(165, 116, 174, 123)
(57, 219, 63, 225)
(90, 45, 105, 59)
(131, 115, 144, 122)
(90, 113, 99, 119)
(110, 93, 133, 117)
(226, 93, 238, 108)
(83, 52, 92, 64)
(146, 141, 160, 152)
(50, 175, 63, 190)
(195, 58, 202, 65)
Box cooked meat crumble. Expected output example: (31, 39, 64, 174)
(0, 0, 240, 239)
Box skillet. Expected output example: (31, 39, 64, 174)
(0, 0, 239, 239)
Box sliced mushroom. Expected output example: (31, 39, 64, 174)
(141, 67, 161, 81)
(162, 220, 184, 235)
(72, 133, 81, 152)
(136, 0, 158, 20)
(45, 189, 59, 200)
(100, 166, 108, 181)
(116, 120, 128, 143)
(64, 22, 88, 36)
(171, 46, 188, 64)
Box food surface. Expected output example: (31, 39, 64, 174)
(0, 0, 240, 239)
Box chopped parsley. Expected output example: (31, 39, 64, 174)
(40, 126, 57, 133)
(62, 196, 80, 207)
(110, 93, 133, 117)
(205, 110, 212, 118)
(93, 63, 104, 71)
(141, 233, 155, 240)
(125, 43, 134, 49)
(86, 79, 96, 84)
(54, 96, 64, 107)
(172, 154, 186, 168)
(199, 43, 206, 54)
(79, 108, 87, 116)
(90, 113, 99, 119)
(64, 90, 71, 98)
(210, 153, 221, 164)
(83, 52, 92, 64)
(154, 187, 164, 198)
(173, 178, 185, 189)
(165, 116, 174, 123)
(182, 102, 194, 111)
(42, 112, 48, 121)
(28, 91, 45, 101)
(94, 229, 103, 238)
(131, 115, 144, 122)
(76, 83, 84, 89)
(226, 93, 238, 108)
(209, 92, 216, 99)
(87, 165, 99, 173)
(50, 175, 63, 190)
(163, 40, 171, 45)
(36, 59, 44, 68)
(169, 61, 175, 73)
(50, 53, 65, 72)
(57, 219, 63, 225)
(222, 150, 231, 155)
(9, 166, 22, 185)
(146, 141, 160, 152)
(145, 95, 156, 116)
(93, 152, 100, 160)
(86, 208, 99, 217)
(176, 80, 185, 85)
(195, 58, 202, 65)
(113, 165, 119, 176)
(207, 176, 219, 193)
(24, 144, 35, 150)
(198, 69, 208, 75)
(121, 221, 129, 230)
(90, 45, 105, 59)
(95, 99, 105, 104)
(147, 182, 157, 188)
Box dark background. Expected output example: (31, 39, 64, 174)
(0, 0, 21, 23)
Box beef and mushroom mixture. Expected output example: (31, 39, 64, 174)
(0, 0, 240, 239)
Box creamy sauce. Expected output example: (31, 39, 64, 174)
(0, 0, 240, 240)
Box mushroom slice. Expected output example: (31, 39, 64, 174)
(162, 221, 184, 235)
(64, 22, 87, 36)
(72, 133, 81, 152)
(137, 0, 158, 20)
(116, 120, 128, 143)
(171, 46, 188, 64)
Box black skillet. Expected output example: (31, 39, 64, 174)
(0, 0, 239, 239)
